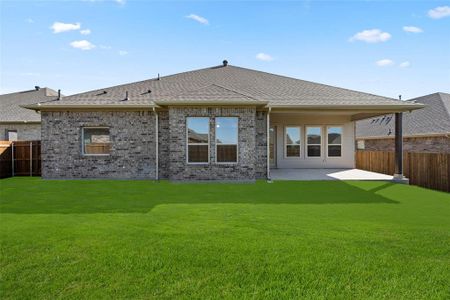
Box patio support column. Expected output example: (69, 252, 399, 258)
(266, 107, 271, 181)
(394, 112, 408, 183)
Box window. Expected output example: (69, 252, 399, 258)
(357, 140, 365, 150)
(306, 127, 321, 157)
(327, 126, 342, 157)
(187, 117, 209, 163)
(285, 127, 301, 157)
(6, 130, 18, 141)
(82, 127, 111, 155)
(216, 117, 238, 163)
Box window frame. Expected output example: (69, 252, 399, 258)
(186, 117, 210, 165)
(284, 126, 302, 158)
(81, 126, 111, 156)
(305, 126, 322, 158)
(6, 129, 18, 141)
(326, 125, 343, 158)
(215, 117, 239, 164)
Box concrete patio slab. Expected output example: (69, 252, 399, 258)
(270, 168, 394, 181)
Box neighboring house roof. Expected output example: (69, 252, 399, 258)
(356, 92, 450, 138)
(23, 63, 422, 111)
(0, 87, 60, 123)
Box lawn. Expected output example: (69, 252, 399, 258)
(0, 178, 449, 299)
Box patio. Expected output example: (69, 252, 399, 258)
(270, 168, 394, 181)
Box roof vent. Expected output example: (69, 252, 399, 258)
(35, 86, 40, 91)
(57, 89, 61, 100)
(223, 60, 228, 67)
(398, 95, 402, 101)
(124, 91, 129, 101)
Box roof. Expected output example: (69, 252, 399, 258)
(0, 88, 60, 123)
(356, 92, 450, 138)
(23, 63, 423, 111)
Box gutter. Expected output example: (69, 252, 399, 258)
(269, 103, 425, 111)
(21, 104, 157, 111)
(153, 107, 159, 180)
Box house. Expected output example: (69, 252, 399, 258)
(356, 92, 450, 153)
(23, 61, 423, 180)
(0, 87, 60, 141)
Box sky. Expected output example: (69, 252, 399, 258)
(1, 0, 449, 99)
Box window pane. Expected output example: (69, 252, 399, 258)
(84, 128, 111, 154)
(328, 145, 342, 157)
(307, 145, 321, 157)
(216, 117, 238, 144)
(286, 145, 300, 157)
(307, 127, 321, 144)
(187, 117, 209, 144)
(188, 145, 208, 163)
(286, 127, 300, 145)
(217, 145, 237, 162)
(328, 127, 342, 144)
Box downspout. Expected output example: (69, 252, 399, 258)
(266, 106, 271, 181)
(153, 107, 159, 180)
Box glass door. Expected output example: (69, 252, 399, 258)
(269, 126, 276, 168)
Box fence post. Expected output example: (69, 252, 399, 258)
(30, 141, 33, 176)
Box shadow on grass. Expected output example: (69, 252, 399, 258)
(0, 178, 398, 214)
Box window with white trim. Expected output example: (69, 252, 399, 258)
(327, 126, 342, 157)
(82, 127, 111, 155)
(216, 117, 238, 163)
(187, 117, 209, 163)
(285, 126, 301, 157)
(306, 126, 322, 157)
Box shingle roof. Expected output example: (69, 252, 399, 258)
(27, 64, 422, 109)
(356, 92, 450, 137)
(0, 88, 60, 122)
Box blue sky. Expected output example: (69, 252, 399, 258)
(1, 0, 449, 99)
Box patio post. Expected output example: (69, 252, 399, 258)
(394, 112, 408, 183)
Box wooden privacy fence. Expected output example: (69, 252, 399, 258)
(0, 141, 41, 178)
(356, 150, 450, 192)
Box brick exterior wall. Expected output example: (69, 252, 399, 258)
(0, 123, 41, 140)
(357, 136, 450, 153)
(41, 111, 156, 179)
(40, 107, 269, 180)
(168, 107, 262, 181)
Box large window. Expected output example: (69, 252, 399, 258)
(327, 126, 342, 157)
(82, 127, 111, 155)
(187, 117, 209, 163)
(285, 127, 301, 157)
(216, 117, 238, 163)
(306, 127, 321, 157)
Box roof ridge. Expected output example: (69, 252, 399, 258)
(209, 83, 261, 101)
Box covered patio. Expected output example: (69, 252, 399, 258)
(270, 168, 394, 181)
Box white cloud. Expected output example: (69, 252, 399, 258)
(70, 40, 95, 50)
(403, 26, 423, 33)
(25, 18, 34, 23)
(186, 14, 209, 25)
(99, 45, 112, 50)
(51, 22, 81, 33)
(20, 72, 40, 76)
(118, 50, 128, 56)
(256, 53, 274, 62)
(428, 6, 450, 19)
(80, 29, 91, 35)
(399, 61, 411, 68)
(349, 29, 391, 43)
(376, 59, 394, 67)
(115, 0, 126, 4)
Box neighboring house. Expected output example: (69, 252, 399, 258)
(23, 61, 423, 180)
(356, 92, 450, 153)
(0, 87, 60, 141)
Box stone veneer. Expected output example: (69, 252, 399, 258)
(357, 136, 450, 153)
(41, 107, 268, 180)
(41, 111, 156, 179)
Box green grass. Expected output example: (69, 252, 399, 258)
(1, 178, 449, 299)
